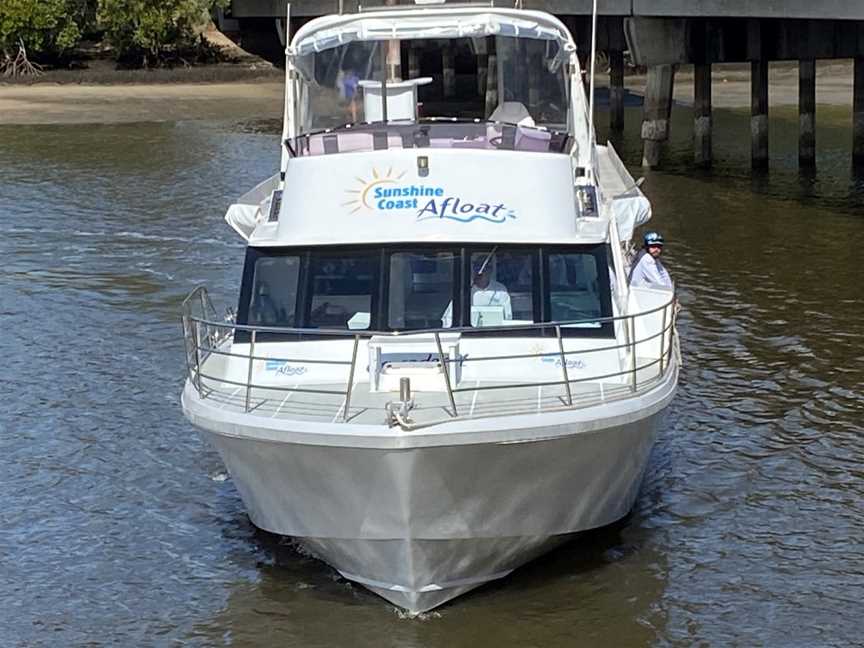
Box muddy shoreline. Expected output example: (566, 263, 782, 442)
(0, 79, 285, 125)
(0, 60, 855, 125)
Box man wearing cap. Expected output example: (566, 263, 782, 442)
(470, 259, 512, 321)
(629, 231, 673, 290)
(440, 257, 512, 327)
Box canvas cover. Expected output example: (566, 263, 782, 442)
(291, 8, 574, 56)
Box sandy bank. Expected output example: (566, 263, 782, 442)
(0, 60, 855, 125)
(0, 81, 284, 125)
(646, 60, 856, 109)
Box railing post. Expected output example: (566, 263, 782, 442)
(556, 325, 573, 406)
(343, 335, 360, 422)
(659, 304, 667, 374)
(629, 315, 638, 391)
(434, 332, 458, 417)
(182, 317, 191, 373)
(198, 288, 209, 348)
(193, 319, 204, 395)
(668, 298, 678, 369)
(245, 329, 256, 413)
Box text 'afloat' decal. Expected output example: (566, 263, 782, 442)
(345, 167, 517, 224)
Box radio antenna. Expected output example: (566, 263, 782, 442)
(587, 0, 598, 148)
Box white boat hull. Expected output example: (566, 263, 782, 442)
(185, 369, 675, 612)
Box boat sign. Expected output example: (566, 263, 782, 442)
(346, 167, 517, 224)
(272, 148, 583, 245)
(265, 360, 308, 376)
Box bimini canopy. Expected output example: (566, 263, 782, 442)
(290, 7, 576, 56)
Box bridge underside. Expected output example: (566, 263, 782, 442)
(229, 0, 864, 21)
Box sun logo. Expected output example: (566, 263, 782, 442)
(528, 342, 546, 357)
(342, 167, 406, 214)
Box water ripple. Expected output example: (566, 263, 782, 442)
(1, 112, 863, 646)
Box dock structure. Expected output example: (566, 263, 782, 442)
(227, 0, 864, 169)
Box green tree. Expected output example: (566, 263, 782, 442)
(0, 0, 87, 75)
(98, 0, 227, 67)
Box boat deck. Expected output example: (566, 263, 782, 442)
(194, 357, 665, 426)
(596, 145, 632, 195)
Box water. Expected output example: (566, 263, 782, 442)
(1, 105, 862, 646)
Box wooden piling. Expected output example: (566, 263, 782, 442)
(609, 50, 624, 131)
(854, 57, 864, 166)
(747, 19, 769, 169)
(799, 59, 816, 167)
(694, 62, 712, 167)
(751, 60, 769, 169)
(608, 18, 625, 131)
(641, 64, 675, 168)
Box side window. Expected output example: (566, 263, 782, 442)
(249, 256, 301, 326)
(606, 244, 619, 295)
(389, 252, 456, 330)
(548, 252, 603, 327)
(307, 251, 376, 329)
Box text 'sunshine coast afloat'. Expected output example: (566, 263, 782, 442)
(180, 0, 679, 614)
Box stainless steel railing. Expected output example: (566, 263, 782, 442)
(181, 286, 678, 423)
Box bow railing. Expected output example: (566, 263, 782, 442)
(181, 286, 678, 425)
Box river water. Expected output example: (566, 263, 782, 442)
(1, 103, 862, 646)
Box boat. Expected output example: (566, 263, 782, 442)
(180, 0, 679, 614)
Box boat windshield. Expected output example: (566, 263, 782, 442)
(293, 35, 570, 134)
(236, 244, 613, 338)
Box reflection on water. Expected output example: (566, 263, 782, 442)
(189, 521, 668, 647)
(1, 106, 862, 646)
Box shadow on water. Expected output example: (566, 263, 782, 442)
(188, 507, 668, 648)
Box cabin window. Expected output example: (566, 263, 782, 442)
(467, 248, 536, 328)
(547, 251, 604, 328)
(237, 244, 613, 338)
(306, 249, 377, 330)
(389, 251, 456, 330)
(249, 256, 301, 327)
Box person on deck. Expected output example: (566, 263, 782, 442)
(629, 231, 673, 290)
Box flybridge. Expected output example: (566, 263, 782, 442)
(276, 4, 594, 173)
(215, 1, 630, 248)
